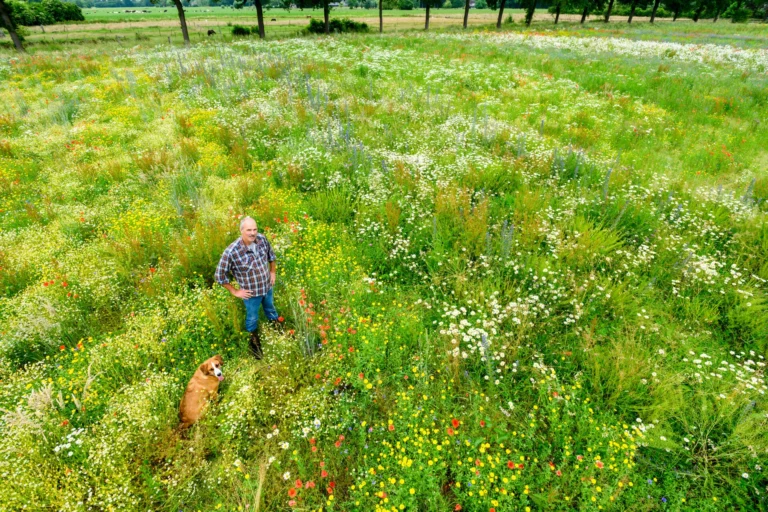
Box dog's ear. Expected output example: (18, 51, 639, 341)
(214, 355, 223, 367)
(199, 361, 212, 376)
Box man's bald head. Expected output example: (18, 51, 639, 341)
(240, 216, 258, 245)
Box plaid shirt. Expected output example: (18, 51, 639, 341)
(215, 234, 276, 297)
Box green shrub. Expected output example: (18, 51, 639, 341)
(231, 24, 251, 36)
(306, 17, 369, 34)
(475, 0, 488, 8)
(398, 0, 414, 9)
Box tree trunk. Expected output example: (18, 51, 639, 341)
(379, 0, 383, 32)
(713, 6, 720, 21)
(425, 2, 430, 29)
(254, 0, 265, 39)
(324, 0, 330, 33)
(580, 5, 589, 22)
(673, 7, 679, 20)
(173, 0, 190, 46)
(496, 0, 506, 27)
(555, 3, 561, 23)
(0, 0, 24, 53)
(525, 0, 535, 25)
(692, 3, 704, 21)
(628, 0, 637, 22)
(604, 0, 614, 21)
(649, 0, 661, 22)
(463, 0, 470, 28)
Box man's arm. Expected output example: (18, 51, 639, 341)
(215, 249, 253, 299)
(266, 236, 277, 287)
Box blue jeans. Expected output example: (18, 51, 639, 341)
(244, 288, 278, 333)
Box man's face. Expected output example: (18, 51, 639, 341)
(240, 219, 258, 245)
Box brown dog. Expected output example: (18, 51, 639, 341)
(179, 355, 224, 429)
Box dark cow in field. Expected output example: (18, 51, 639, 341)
(207, 29, 217, 36)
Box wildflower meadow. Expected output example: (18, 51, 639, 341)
(1, 23, 768, 511)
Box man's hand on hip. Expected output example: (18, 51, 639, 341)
(233, 288, 255, 299)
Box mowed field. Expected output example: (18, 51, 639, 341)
(1, 19, 768, 512)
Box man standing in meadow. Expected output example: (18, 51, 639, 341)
(215, 216, 278, 360)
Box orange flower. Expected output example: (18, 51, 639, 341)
(287, 488, 297, 497)
(451, 419, 460, 428)
(388, 424, 395, 432)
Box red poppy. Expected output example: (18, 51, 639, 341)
(287, 488, 297, 497)
(480, 420, 486, 427)
(358, 373, 364, 379)
(507, 461, 515, 469)
(388, 424, 395, 431)
(310, 438, 316, 445)
(452, 419, 460, 428)
(455, 505, 462, 511)
(305, 481, 315, 489)
(556, 470, 562, 477)
(295, 479, 303, 488)
(321, 470, 328, 478)
(61, 420, 69, 426)
(311, 446, 317, 452)
(278, 316, 284, 322)
(595, 461, 604, 469)
(447, 428, 454, 436)
(329, 481, 335, 489)
(60, 345, 66, 351)
(335, 441, 341, 448)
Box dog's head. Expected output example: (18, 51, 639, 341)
(199, 355, 224, 382)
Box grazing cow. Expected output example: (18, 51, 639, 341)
(207, 29, 217, 36)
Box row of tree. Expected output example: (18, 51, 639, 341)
(1, 0, 766, 53)
(1, 0, 85, 51)
(548, 0, 767, 24)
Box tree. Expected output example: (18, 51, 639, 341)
(523, 0, 536, 25)
(379, 0, 382, 32)
(297, 0, 331, 33)
(424, 0, 441, 29)
(711, 0, 728, 20)
(463, 0, 470, 28)
(572, 0, 604, 23)
(690, 0, 709, 20)
(665, 0, 692, 20)
(604, 0, 615, 20)
(487, 0, 506, 28)
(649, 0, 661, 22)
(623, 0, 648, 23)
(0, 0, 24, 53)
(549, 0, 567, 25)
(254, 0, 265, 38)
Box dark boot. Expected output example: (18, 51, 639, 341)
(249, 330, 263, 360)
